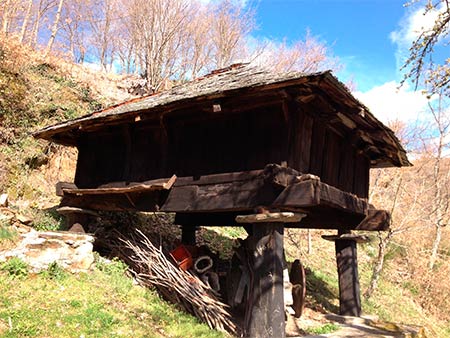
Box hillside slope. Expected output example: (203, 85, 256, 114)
(0, 37, 135, 209)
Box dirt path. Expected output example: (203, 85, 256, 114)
(287, 313, 427, 338)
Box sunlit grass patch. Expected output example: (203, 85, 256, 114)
(0, 259, 227, 338)
(305, 322, 340, 335)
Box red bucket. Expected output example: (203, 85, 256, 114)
(170, 245, 193, 271)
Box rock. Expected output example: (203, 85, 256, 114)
(0, 194, 8, 207)
(0, 207, 15, 223)
(68, 223, 85, 233)
(16, 214, 32, 225)
(0, 230, 95, 273)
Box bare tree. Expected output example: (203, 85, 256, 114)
(364, 122, 427, 298)
(402, 0, 450, 94)
(124, 0, 195, 90)
(85, 0, 119, 70)
(422, 93, 449, 270)
(1, 0, 14, 34)
(59, 2, 84, 62)
(44, 0, 64, 58)
(249, 30, 340, 73)
(177, 2, 212, 80)
(18, 0, 33, 43)
(209, 0, 255, 69)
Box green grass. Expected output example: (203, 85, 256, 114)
(0, 257, 28, 279)
(30, 208, 64, 231)
(0, 259, 226, 338)
(0, 222, 17, 242)
(197, 226, 246, 259)
(305, 323, 340, 335)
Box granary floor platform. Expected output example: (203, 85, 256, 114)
(56, 164, 389, 231)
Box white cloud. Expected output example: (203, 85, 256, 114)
(390, 7, 439, 45)
(390, 5, 444, 71)
(353, 81, 430, 124)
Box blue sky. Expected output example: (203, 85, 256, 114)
(255, 0, 406, 91)
(252, 0, 435, 123)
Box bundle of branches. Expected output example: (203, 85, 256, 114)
(119, 229, 237, 335)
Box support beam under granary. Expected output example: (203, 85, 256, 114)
(246, 222, 285, 338)
(236, 212, 305, 338)
(181, 225, 197, 246)
(323, 232, 370, 317)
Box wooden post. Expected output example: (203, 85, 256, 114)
(248, 222, 285, 338)
(334, 237, 361, 316)
(322, 233, 369, 317)
(181, 225, 197, 245)
(236, 212, 305, 337)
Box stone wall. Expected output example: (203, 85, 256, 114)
(0, 229, 95, 273)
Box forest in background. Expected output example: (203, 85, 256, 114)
(0, 0, 449, 335)
(0, 0, 339, 92)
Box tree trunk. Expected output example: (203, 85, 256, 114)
(45, 0, 65, 58)
(30, 0, 44, 47)
(364, 230, 392, 299)
(19, 0, 34, 43)
(307, 229, 312, 254)
(1, 0, 12, 34)
(428, 223, 442, 270)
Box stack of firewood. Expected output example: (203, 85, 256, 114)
(118, 229, 237, 335)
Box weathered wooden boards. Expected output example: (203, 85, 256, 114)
(235, 212, 305, 224)
(162, 165, 368, 213)
(60, 175, 176, 195)
(56, 164, 390, 231)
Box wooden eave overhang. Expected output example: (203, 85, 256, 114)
(33, 65, 411, 168)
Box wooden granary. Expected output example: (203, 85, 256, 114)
(35, 64, 410, 337)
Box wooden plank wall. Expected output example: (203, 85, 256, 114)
(75, 129, 126, 188)
(128, 125, 165, 182)
(288, 109, 369, 198)
(166, 105, 288, 177)
(73, 100, 369, 198)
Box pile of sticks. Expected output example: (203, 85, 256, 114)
(119, 229, 237, 335)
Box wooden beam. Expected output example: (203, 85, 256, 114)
(356, 209, 390, 231)
(56, 182, 77, 196)
(181, 225, 197, 246)
(273, 179, 368, 215)
(235, 212, 305, 224)
(174, 209, 367, 230)
(162, 174, 277, 212)
(172, 164, 298, 188)
(247, 223, 285, 338)
(60, 191, 163, 212)
(322, 234, 370, 244)
(57, 166, 388, 231)
(62, 175, 176, 195)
